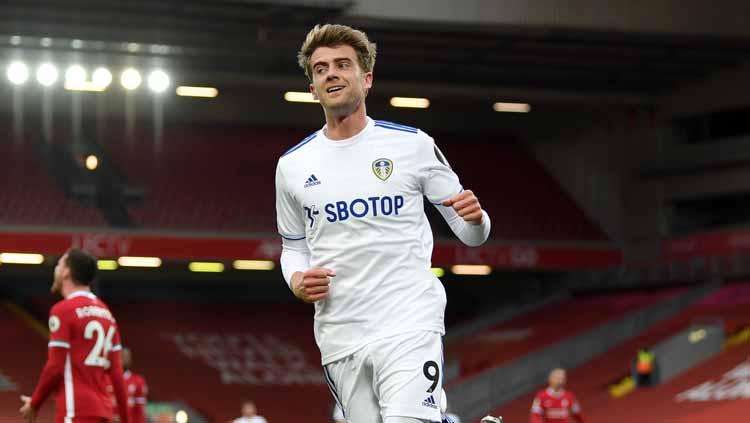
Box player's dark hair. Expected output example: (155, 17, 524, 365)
(65, 249, 97, 286)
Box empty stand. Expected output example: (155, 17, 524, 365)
(0, 302, 55, 423)
(100, 124, 299, 233)
(492, 282, 750, 423)
(109, 299, 332, 423)
(438, 136, 608, 242)
(0, 138, 105, 227)
(445, 288, 683, 383)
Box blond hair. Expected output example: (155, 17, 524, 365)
(298, 24, 377, 81)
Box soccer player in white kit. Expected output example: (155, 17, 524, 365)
(275, 24, 491, 423)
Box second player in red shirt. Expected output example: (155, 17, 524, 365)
(20, 249, 129, 423)
(530, 368, 586, 423)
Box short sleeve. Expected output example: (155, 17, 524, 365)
(418, 135, 462, 205)
(136, 376, 148, 401)
(48, 305, 71, 349)
(110, 323, 123, 355)
(275, 162, 306, 240)
(531, 396, 544, 415)
(570, 394, 582, 413)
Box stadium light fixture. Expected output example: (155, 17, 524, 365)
(284, 91, 318, 103)
(120, 68, 142, 90)
(233, 260, 275, 271)
(97, 260, 118, 270)
(493, 102, 531, 113)
(117, 256, 162, 268)
(431, 267, 445, 278)
(7, 62, 29, 85)
(175, 410, 189, 423)
(0, 252, 44, 265)
(36, 63, 59, 87)
(64, 84, 105, 92)
(63, 65, 106, 92)
(65, 65, 86, 85)
(176, 86, 218, 98)
(92, 67, 113, 90)
(147, 69, 170, 93)
(451, 264, 492, 275)
(390, 97, 430, 109)
(85, 155, 99, 171)
(188, 262, 225, 273)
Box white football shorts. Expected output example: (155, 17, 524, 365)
(323, 330, 444, 423)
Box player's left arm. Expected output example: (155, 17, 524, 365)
(419, 136, 490, 246)
(441, 190, 485, 225)
(107, 327, 129, 423)
(133, 377, 148, 423)
(570, 395, 586, 423)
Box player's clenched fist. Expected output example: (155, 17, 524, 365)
(442, 190, 484, 225)
(292, 268, 336, 303)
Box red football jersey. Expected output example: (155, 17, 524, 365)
(530, 388, 585, 423)
(32, 291, 127, 423)
(124, 371, 148, 423)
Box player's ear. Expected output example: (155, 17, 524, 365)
(362, 71, 373, 90)
(309, 83, 319, 101)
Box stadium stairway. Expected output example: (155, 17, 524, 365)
(492, 281, 750, 423)
(446, 282, 720, 421)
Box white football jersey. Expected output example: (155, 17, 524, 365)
(275, 117, 463, 365)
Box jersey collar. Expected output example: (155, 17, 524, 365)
(67, 290, 97, 300)
(319, 117, 374, 148)
(546, 387, 566, 397)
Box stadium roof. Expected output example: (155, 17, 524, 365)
(2, 0, 750, 104)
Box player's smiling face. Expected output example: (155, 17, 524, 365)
(309, 44, 372, 117)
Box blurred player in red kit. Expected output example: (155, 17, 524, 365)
(121, 348, 148, 423)
(19, 249, 129, 423)
(530, 368, 586, 423)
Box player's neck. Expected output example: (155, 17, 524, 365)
(62, 284, 91, 299)
(323, 104, 367, 140)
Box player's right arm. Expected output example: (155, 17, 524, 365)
(28, 304, 71, 413)
(290, 268, 335, 303)
(276, 161, 334, 303)
(530, 395, 545, 423)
